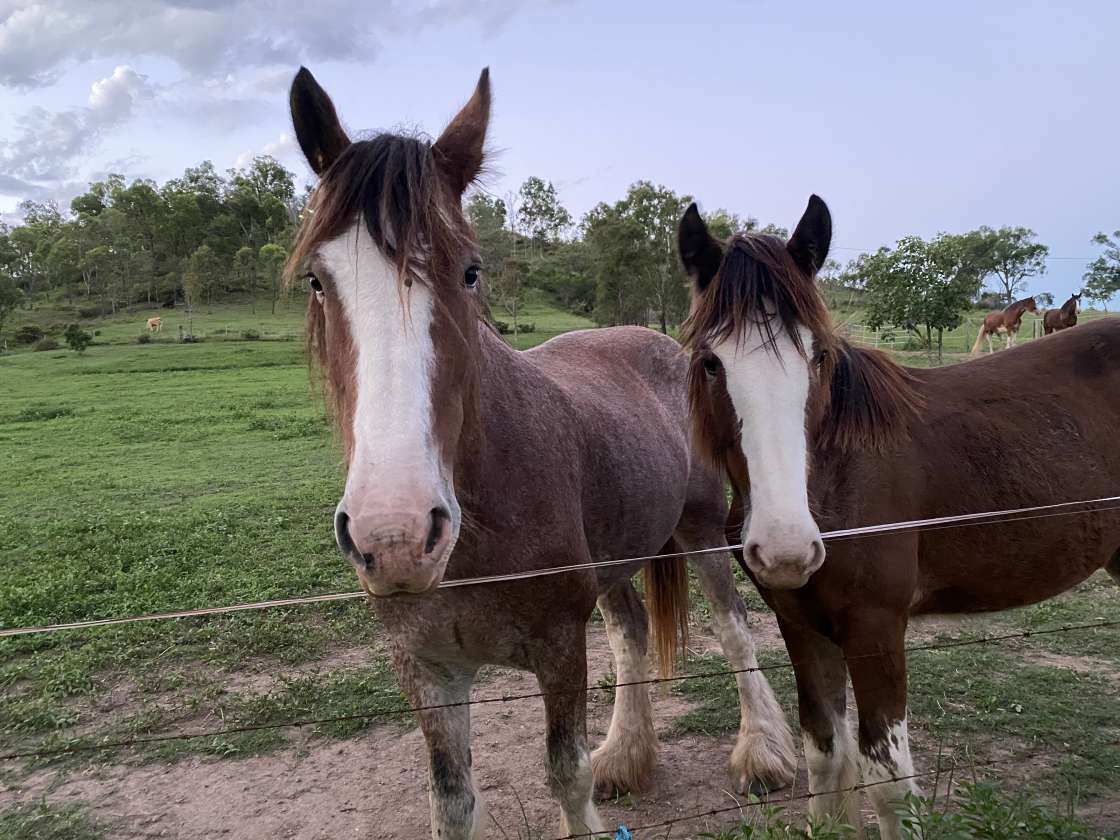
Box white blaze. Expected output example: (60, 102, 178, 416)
(318, 223, 459, 527)
(712, 319, 818, 549)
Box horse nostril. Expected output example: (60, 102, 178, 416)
(425, 507, 450, 555)
(746, 541, 766, 569)
(809, 540, 826, 568)
(334, 509, 365, 564)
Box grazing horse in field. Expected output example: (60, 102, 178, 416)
(970, 296, 1036, 354)
(1043, 292, 1082, 334)
(678, 196, 1120, 840)
(287, 68, 794, 838)
(146, 316, 162, 333)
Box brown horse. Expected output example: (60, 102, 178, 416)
(679, 196, 1120, 840)
(1043, 292, 1082, 334)
(970, 296, 1037, 354)
(287, 68, 795, 838)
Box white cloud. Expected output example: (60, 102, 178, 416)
(233, 131, 299, 171)
(0, 65, 155, 186)
(0, 0, 537, 89)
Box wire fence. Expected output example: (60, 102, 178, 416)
(3, 618, 1115, 764)
(4, 494, 1118, 639)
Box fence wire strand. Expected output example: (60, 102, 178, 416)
(2, 618, 1115, 763)
(3, 495, 1119, 639)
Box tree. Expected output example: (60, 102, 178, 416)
(0, 274, 23, 345)
(258, 243, 288, 315)
(465, 192, 512, 281)
(1083, 230, 1120, 307)
(857, 233, 984, 360)
(583, 182, 691, 332)
(974, 226, 1048, 304)
(517, 177, 572, 254)
(233, 246, 258, 309)
(63, 323, 92, 354)
(490, 256, 527, 336)
(584, 203, 658, 327)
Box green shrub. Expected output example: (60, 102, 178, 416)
(137, 333, 152, 344)
(63, 324, 92, 354)
(493, 320, 536, 335)
(181, 334, 202, 343)
(32, 337, 60, 351)
(14, 324, 44, 345)
(242, 329, 261, 341)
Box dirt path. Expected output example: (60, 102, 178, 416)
(2, 625, 812, 839)
(3, 613, 1113, 838)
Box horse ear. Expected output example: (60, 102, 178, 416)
(290, 67, 351, 175)
(678, 203, 724, 293)
(434, 68, 491, 195)
(787, 194, 832, 277)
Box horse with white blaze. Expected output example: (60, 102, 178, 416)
(679, 195, 1120, 840)
(287, 67, 795, 839)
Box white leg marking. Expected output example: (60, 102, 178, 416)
(592, 594, 657, 794)
(557, 753, 606, 836)
(858, 717, 917, 840)
(693, 558, 796, 791)
(803, 715, 861, 831)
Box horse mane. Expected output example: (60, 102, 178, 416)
(287, 132, 484, 453)
(1062, 294, 1079, 315)
(681, 234, 832, 357)
(683, 233, 921, 457)
(1005, 296, 1035, 315)
(814, 339, 923, 452)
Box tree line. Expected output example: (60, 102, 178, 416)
(0, 156, 305, 339)
(1, 157, 1117, 351)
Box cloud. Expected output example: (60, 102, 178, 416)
(233, 131, 299, 171)
(0, 0, 537, 89)
(0, 65, 154, 185)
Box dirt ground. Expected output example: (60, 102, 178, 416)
(2, 615, 1115, 839)
(0, 622, 841, 840)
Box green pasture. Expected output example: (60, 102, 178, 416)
(0, 299, 1116, 837)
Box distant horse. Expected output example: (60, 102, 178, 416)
(679, 196, 1120, 840)
(146, 317, 162, 333)
(970, 296, 1036, 354)
(1043, 292, 1082, 334)
(287, 67, 794, 838)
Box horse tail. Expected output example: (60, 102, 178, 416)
(644, 546, 690, 679)
(970, 323, 987, 355)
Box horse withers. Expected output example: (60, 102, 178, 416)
(1043, 292, 1082, 334)
(679, 196, 1120, 840)
(288, 68, 795, 839)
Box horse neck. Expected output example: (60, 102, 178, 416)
(452, 326, 555, 508)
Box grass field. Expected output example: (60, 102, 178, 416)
(1, 297, 1117, 838)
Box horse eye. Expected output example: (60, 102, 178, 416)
(702, 355, 721, 376)
(463, 265, 481, 288)
(307, 273, 325, 303)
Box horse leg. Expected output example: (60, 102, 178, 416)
(778, 616, 861, 833)
(394, 653, 484, 840)
(986, 332, 994, 353)
(688, 546, 796, 791)
(537, 627, 605, 836)
(591, 579, 657, 798)
(844, 612, 914, 840)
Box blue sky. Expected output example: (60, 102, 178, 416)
(0, 0, 1116, 300)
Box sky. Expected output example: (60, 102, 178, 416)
(0, 0, 1116, 301)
